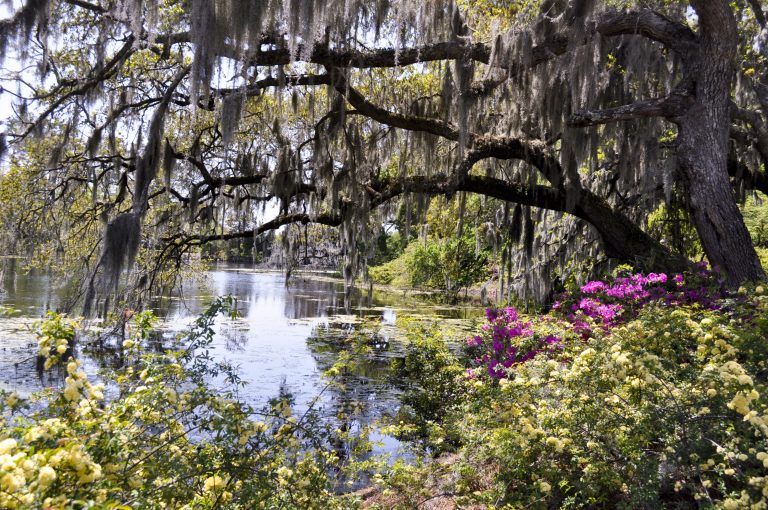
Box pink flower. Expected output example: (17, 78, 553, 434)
(580, 281, 607, 294)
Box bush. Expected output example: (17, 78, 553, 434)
(374, 273, 768, 509)
(388, 323, 465, 450)
(458, 294, 768, 508)
(368, 235, 488, 298)
(368, 257, 405, 286)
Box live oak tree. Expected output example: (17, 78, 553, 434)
(0, 0, 766, 310)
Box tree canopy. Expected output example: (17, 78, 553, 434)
(0, 0, 766, 311)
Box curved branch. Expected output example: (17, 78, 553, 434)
(179, 212, 342, 245)
(568, 92, 693, 127)
(591, 9, 697, 56)
(174, 167, 685, 274)
(328, 68, 460, 141)
(328, 69, 567, 188)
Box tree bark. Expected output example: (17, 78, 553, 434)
(676, 1, 765, 285)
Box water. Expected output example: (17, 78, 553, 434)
(0, 261, 482, 454)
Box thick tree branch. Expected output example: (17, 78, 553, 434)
(176, 170, 685, 273)
(180, 213, 342, 245)
(57, 0, 696, 73)
(747, 0, 767, 28)
(328, 68, 460, 141)
(61, 0, 107, 14)
(568, 92, 693, 127)
(249, 10, 696, 70)
(328, 69, 567, 189)
(591, 9, 697, 56)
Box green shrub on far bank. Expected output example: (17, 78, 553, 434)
(369, 235, 488, 298)
(368, 257, 405, 286)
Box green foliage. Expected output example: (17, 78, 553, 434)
(409, 235, 489, 296)
(369, 235, 488, 298)
(646, 197, 702, 259)
(388, 323, 464, 449)
(742, 192, 768, 270)
(368, 230, 404, 268)
(35, 312, 79, 370)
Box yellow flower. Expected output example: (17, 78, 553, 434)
(539, 481, 551, 493)
(729, 393, 751, 415)
(203, 474, 225, 493)
(123, 339, 135, 349)
(276, 466, 293, 485)
(38, 466, 56, 488)
(63, 384, 80, 402)
(0, 472, 24, 493)
(77, 463, 102, 484)
(0, 438, 17, 455)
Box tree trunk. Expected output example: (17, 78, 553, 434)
(676, 0, 765, 285)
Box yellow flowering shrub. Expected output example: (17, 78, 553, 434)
(0, 299, 362, 509)
(373, 285, 768, 508)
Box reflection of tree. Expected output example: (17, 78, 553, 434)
(1, 258, 15, 296)
(283, 278, 339, 319)
(283, 276, 377, 319)
(1, 259, 70, 315)
(306, 321, 400, 432)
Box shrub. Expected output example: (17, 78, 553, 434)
(368, 257, 404, 286)
(382, 273, 768, 508)
(456, 293, 768, 508)
(368, 235, 488, 298)
(389, 323, 465, 450)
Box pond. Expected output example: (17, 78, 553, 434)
(0, 261, 483, 456)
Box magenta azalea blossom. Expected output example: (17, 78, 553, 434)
(467, 270, 724, 379)
(580, 281, 607, 294)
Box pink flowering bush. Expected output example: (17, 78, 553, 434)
(555, 265, 725, 328)
(467, 268, 728, 379)
(465, 307, 572, 379)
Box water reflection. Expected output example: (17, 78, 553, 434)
(0, 263, 482, 454)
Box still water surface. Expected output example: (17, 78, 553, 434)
(0, 263, 482, 453)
